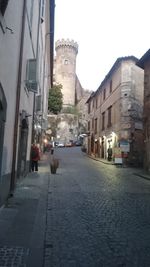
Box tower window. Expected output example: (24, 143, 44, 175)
(64, 59, 69, 65)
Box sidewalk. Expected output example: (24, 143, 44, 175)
(0, 153, 51, 267)
(88, 154, 150, 181)
(88, 155, 114, 165)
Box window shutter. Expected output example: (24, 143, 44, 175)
(36, 95, 42, 111)
(25, 59, 38, 93)
(26, 59, 36, 81)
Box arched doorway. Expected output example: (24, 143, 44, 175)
(0, 83, 7, 178)
(91, 134, 94, 154)
(96, 139, 100, 157)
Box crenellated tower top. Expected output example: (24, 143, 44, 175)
(55, 39, 78, 55)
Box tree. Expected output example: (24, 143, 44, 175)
(48, 84, 63, 114)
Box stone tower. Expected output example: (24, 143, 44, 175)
(55, 39, 78, 107)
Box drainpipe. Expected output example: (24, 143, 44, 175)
(31, 0, 41, 144)
(10, 0, 26, 193)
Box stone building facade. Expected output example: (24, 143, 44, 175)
(137, 49, 150, 172)
(76, 92, 91, 135)
(87, 56, 144, 166)
(0, 0, 54, 206)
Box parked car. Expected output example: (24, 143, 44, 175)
(57, 142, 65, 147)
(75, 140, 82, 146)
(54, 141, 59, 147)
(65, 141, 73, 147)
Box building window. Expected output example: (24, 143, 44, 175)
(95, 118, 97, 134)
(110, 80, 112, 93)
(96, 97, 98, 109)
(0, 0, 9, 16)
(107, 106, 112, 127)
(88, 121, 90, 131)
(88, 102, 90, 114)
(92, 99, 94, 108)
(102, 112, 105, 130)
(92, 118, 94, 130)
(103, 88, 106, 100)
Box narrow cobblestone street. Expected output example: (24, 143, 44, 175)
(44, 147, 150, 267)
(0, 147, 150, 266)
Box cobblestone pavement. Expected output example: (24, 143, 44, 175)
(0, 154, 50, 267)
(44, 147, 150, 267)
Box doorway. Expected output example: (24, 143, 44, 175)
(0, 83, 7, 179)
(101, 136, 104, 158)
(91, 134, 94, 154)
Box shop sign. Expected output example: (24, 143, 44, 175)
(114, 147, 122, 164)
(120, 140, 130, 152)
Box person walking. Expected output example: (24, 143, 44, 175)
(31, 143, 40, 171)
(107, 146, 112, 161)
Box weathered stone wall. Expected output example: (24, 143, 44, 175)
(76, 92, 91, 134)
(143, 60, 150, 171)
(55, 39, 78, 106)
(47, 113, 78, 143)
(75, 75, 84, 103)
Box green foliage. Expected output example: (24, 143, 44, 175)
(48, 84, 63, 114)
(62, 105, 78, 114)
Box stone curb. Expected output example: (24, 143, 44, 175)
(133, 173, 150, 181)
(87, 154, 150, 181)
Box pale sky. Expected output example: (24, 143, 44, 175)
(55, 0, 149, 91)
